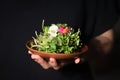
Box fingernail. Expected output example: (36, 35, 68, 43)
(28, 51, 32, 54)
(31, 54, 39, 59)
(75, 58, 80, 64)
(49, 58, 54, 63)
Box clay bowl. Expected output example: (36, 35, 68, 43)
(26, 40, 88, 63)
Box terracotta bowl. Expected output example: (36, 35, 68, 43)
(26, 40, 88, 63)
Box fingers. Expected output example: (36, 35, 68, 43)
(49, 58, 64, 70)
(28, 51, 83, 70)
(28, 51, 61, 70)
(49, 58, 58, 67)
(31, 54, 51, 69)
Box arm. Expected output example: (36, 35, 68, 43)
(89, 28, 114, 55)
(87, 28, 114, 72)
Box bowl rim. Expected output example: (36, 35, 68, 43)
(26, 39, 88, 59)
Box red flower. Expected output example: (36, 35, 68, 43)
(59, 26, 70, 34)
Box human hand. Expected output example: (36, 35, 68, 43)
(28, 51, 81, 70)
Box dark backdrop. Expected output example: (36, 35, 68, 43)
(1, 0, 58, 80)
(1, 0, 120, 80)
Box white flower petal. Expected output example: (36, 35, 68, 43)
(48, 24, 58, 37)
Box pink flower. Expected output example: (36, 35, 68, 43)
(59, 26, 70, 34)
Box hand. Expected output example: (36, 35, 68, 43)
(28, 51, 81, 70)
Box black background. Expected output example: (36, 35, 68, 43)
(1, 0, 120, 80)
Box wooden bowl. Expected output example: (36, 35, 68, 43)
(26, 40, 88, 63)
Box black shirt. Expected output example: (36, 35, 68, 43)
(20, 0, 119, 43)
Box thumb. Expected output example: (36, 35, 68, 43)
(74, 57, 81, 64)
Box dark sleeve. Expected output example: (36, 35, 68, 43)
(82, 0, 120, 43)
(93, 0, 119, 37)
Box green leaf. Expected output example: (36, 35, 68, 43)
(43, 26, 49, 33)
